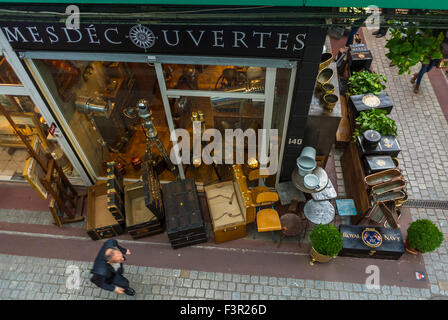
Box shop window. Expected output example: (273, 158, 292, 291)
(0, 57, 21, 84)
(164, 64, 266, 93)
(33, 59, 174, 180)
(0, 95, 79, 184)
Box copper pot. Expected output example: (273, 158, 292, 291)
(309, 246, 334, 266)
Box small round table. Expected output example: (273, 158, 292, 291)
(291, 166, 329, 194)
(303, 199, 335, 225)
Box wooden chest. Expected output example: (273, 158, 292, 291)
(232, 165, 256, 224)
(204, 180, 246, 244)
(162, 179, 207, 249)
(348, 44, 373, 72)
(349, 91, 393, 116)
(357, 135, 401, 158)
(363, 155, 396, 175)
(124, 181, 164, 239)
(86, 182, 124, 241)
(339, 225, 405, 260)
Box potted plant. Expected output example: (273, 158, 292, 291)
(347, 70, 387, 96)
(385, 22, 444, 75)
(309, 224, 343, 266)
(353, 109, 398, 141)
(406, 219, 444, 254)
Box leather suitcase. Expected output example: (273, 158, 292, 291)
(124, 181, 164, 240)
(106, 162, 125, 223)
(162, 179, 207, 249)
(232, 165, 256, 224)
(86, 182, 124, 241)
(339, 225, 405, 260)
(141, 160, 164, 221)
(204, 180, 246, 244)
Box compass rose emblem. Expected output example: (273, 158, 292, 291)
(128, 25, 156, 50)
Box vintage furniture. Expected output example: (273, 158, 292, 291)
(232, 164, 256, 224)
(303, 199, 335, 225)
(311, 179, 337, 201)
(124, 181, 164, 239)
(291, 166, 329, 194)
(366, 201, 400, 229)
(341, 142, 371, 224)
(349, 92, 393, 116)
(162, 179, 207, 249)
(87, 182, 124, 240)
(348, 43, 373, 72)
(357, 135, 401, 158)
(254, 191, 282, 234)
(277, 200, 307, 248)
(339, 225, 405, 260)
(204, 180, 246, 244)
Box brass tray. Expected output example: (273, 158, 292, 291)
(365, 169, 402, 186)
(371, 179, 406, 196)
(373, 190, 406, 203)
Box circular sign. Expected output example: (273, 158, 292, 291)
(129, 25, 156, 49)
(362, 228, 383, 248)
(362, 94, 381, 108)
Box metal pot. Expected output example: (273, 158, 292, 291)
(310, 246, 334, 266)
(362, 130, 382, 149)
(300, 146, 316, 159)
(323, 94, 338, 111)
(296, 156, 316, 176)
(317, 68, 334, 86)
(319, 52, 333, 72)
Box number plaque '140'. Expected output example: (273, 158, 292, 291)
(288, 138, 302, 145)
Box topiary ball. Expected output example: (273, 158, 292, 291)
(407, 219, 444, 253)
(310, 224, 343, 257)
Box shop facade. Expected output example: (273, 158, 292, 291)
(0, 9, 327, 188)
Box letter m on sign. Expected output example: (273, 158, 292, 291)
(2, 27, 28, 43)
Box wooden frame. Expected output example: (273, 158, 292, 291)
(22, 136, 48, 200)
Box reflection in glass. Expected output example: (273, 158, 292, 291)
(164, 64, 266, 93)
(0, 57, 21, 84)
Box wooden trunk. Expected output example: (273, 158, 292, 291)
(357, 135, 401, 158)
(339, 225, 405, 260)
(232, 165, 256, 224)
(141, 161, 164, 221)
(349, 91, 393, 116)
(106, 162, 125, 224)
(124, 181, 164, 239)
(204, 180, 246, 244)
(162, 179, 207, 249)
(87, 182, 124, 240)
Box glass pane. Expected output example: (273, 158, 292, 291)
(271, 68, 292, 140)
(0, 57, 21, 84)
(164, 64, 266, 93)
(33, 59, 175, 181)
(171, 95, 265, 184)
(0, 95, 79, 183)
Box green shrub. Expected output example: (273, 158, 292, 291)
(353, 109, 398, 141)
(347, 70, 387, 96)
(407, 219, 444, 253)
(310, 224, 343, 257)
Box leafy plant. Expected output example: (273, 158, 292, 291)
(407, 219, 444, 253)
(385, 22, 445, 75)
(310, 224, 343, 257)
(353, 109, 397, 141)
(347, 70, 387, 96)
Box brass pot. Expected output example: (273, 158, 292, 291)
(319, 52, 333, 72)
(321, 83, 335, 96)
(317, 68, 334, 86)
(405, 239, 421, 255)
(323, 93, 339, 111)
(310, 246, 334, 266)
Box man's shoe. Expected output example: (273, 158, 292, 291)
(410, 73, 418, 84)
(124, 288, 136, 296)
(413, 84, 420, 94)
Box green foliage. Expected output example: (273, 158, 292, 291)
(385, 22, 445, 75)
(310, 224, 343, 257)
(407, 219, 444, 253)
(347, 70, 387, 96)
(353, 109, 397, 141)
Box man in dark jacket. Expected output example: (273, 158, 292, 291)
(90, 239, 136, 296)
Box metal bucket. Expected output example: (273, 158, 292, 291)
(300, 146, 316, 159)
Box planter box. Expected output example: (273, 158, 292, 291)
(339, 225, 405, 260)
(349, 91, 393, 116)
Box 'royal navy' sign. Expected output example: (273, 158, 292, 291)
(0, 22, 311, 59)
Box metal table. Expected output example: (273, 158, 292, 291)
(303, 199, 335, 225)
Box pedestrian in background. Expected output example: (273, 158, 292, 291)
(90, 239, 136, 296)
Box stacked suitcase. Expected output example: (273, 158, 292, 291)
(106, 161, 126, 225)
(162, 179, 207, 249)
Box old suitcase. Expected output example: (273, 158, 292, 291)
(162, 179, 207, 249)
(232, 164, 256, 224)
(124, 181, 164, 239)
(141, 160, 164, 221)
(339, 225, 405, 260)
(86, 182, 124, 241)
(106, 162, 125, 223)
(204, 180, 246, 244)
(348, 43, 373, 72)
(357, 135, 401, 158)
(350, 91, 393, 116)
(363, 155, 396, 175)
